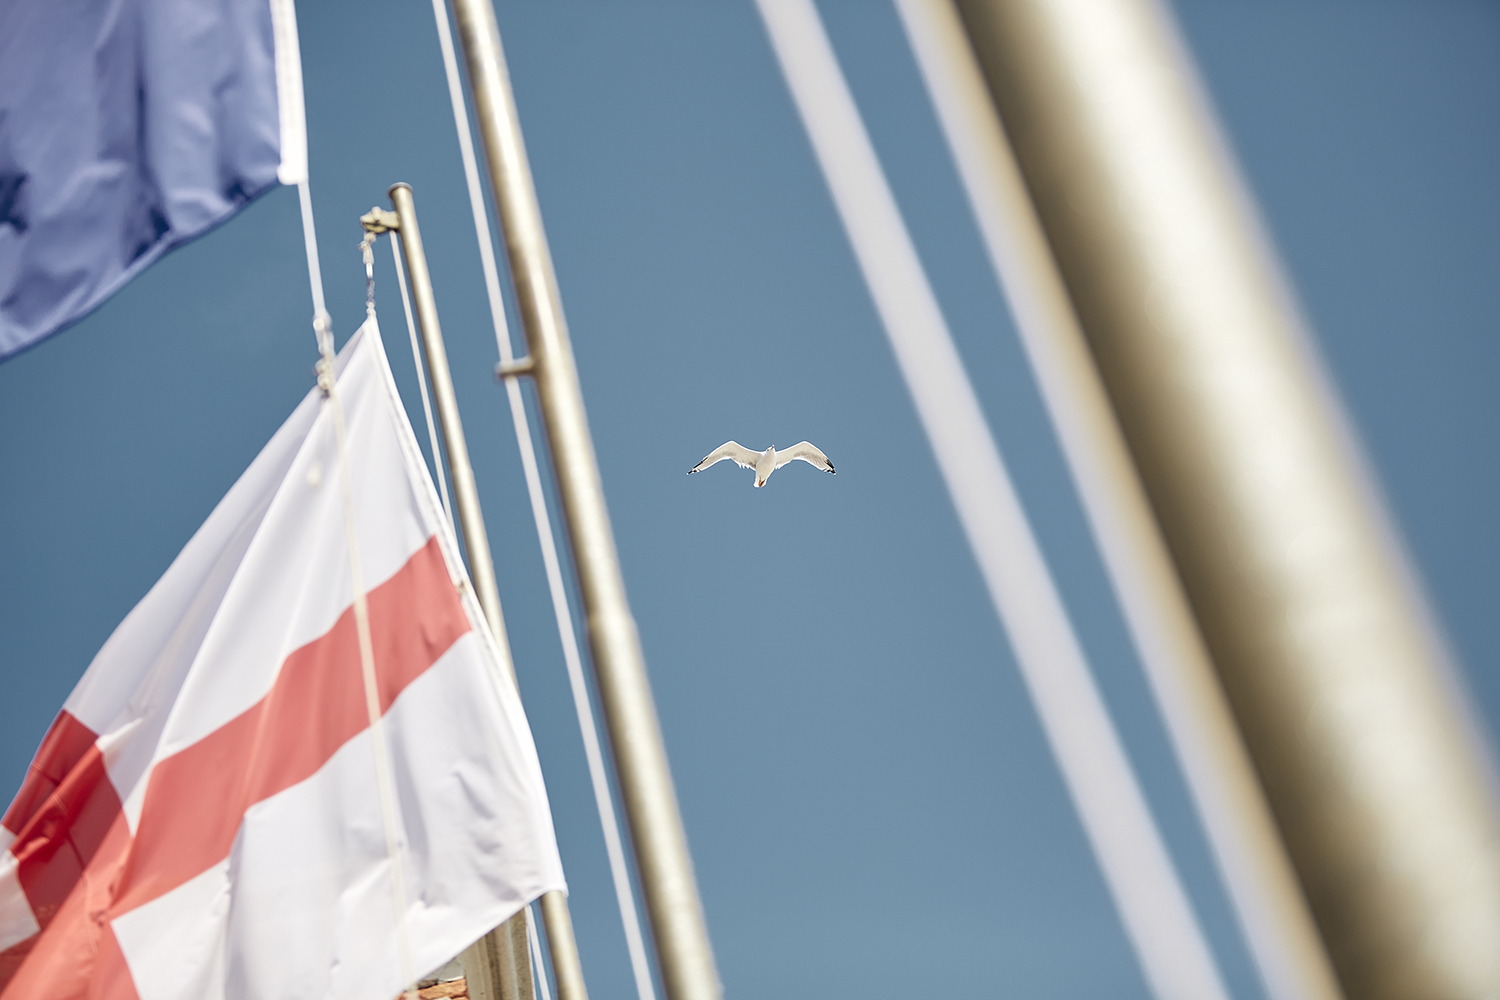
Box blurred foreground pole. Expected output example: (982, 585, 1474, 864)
(894, 4, 1340, 1000)
(445, 3, 723, 1000)
(380, 184, 590, 1000)
(949, 2, 1500, 998)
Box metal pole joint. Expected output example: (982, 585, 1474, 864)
(360, 206, 402, 234)
(372, 188, 590, 1000)
(495, 356, 536, 380)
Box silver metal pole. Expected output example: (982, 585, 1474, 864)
(371, 187, 589, 1000)
(539, 884, 589, 1000)
(444, 4, 721, 1000)
(893, 4, 1340, 1000)
(383, 185, 508, 676)
(950, 2, 1500, 998)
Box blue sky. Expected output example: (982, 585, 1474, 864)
(2, 2, 1497, 998)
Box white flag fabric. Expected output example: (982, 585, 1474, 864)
(0, 319, 565, 1000)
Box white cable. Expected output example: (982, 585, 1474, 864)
(296, 181, 331, 354)
(300, 175, 417, 1000)
(893, 4, 1336, 1000)
(527, 904, 554, 1000)
(288, 27, 416, 1000)
(505, 357, 659, 1000)
(754, 3, 1230, 999)
(390, 233, 457, 534)
(426, 3, 659, 999)
(323, 361, 419, 1000)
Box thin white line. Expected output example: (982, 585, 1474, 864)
(892, 4, 1336, 1000)
(427, 3, 659, 999)
(430, 0, 516, 365)
(504, 372, 657, 1000)
(527, 903, 554, 1000)
(289, 53, 415, 1000)
(295, 181, 328, 350)
(754, 3, 1230, 999)
(324, 342, 419, 1000)
(267, 0, 308, 185)
(390, 234, 456, 535)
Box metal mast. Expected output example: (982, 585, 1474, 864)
(365, 186, 590, 1000)
(893, 4, 1340, 999)
(949, 1, 1500, 997)
(444, 4, 723, 1000)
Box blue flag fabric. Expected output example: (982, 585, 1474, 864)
(0, 0, 306, 360)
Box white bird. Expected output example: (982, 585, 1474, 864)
(688, 441, 836, 488)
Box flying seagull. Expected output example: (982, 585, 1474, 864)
(688, 441, 836, 488)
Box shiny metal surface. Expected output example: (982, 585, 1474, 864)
(388, 182, 511, 678)
(896, 4, 1340, 999)
(539, 890, 588, 1000)
(951, 1, 1500, 997)
(385, 185, 582, 1000)
(445, 3, 721, 1000)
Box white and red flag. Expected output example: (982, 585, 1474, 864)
(0, 320, 565, 999)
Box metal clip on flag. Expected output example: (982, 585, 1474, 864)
(0, 319, 566, 1000)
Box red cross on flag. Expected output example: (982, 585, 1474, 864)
(0, 320, 565, 1000)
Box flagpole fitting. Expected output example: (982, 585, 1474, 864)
(313, 308, 335, 396)
(361, 206, 402, 235)
(495, 356, 535, 380)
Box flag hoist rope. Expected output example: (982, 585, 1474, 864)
(390, 234, 457, 534)
(284, 0, 418, 988)
(426, 3, 659, 1000)
(754, 2, 1229, 999)
(527, 904, 555, 1000)
(296, 179, 420, 1000)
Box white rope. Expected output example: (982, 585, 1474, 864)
(526, 904, 554, 1000)
(320, 356, 419, 1000)
(296, 181, 330, 355)
(299, 181, 418, 1000)
(506, 356, 658, 1000)
(754, 3, 1230, 999)
(389, 232, 457, 534)
(427, 3, 658, 999)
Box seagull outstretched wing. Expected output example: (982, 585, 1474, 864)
(774, 441, 835, 474)
(689, 441, 760, 474)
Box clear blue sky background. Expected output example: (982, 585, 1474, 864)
(2, 2, 1497, 998)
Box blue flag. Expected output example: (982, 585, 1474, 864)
(0, 0, 307, 360)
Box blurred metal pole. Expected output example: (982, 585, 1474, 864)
(444, 4, 723, 1000)
(374, 186, 588, 1000)
(539, 886, 589, 1000)
(892, 4, 1340, 1000)
(949, 2, 1500, 998)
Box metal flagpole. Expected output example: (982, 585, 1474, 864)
(364, 185, 590, 1000)
(443, 4, 722, 1000)
(891, 4, 1341, 1000)
(948, 2, 1500, 998)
